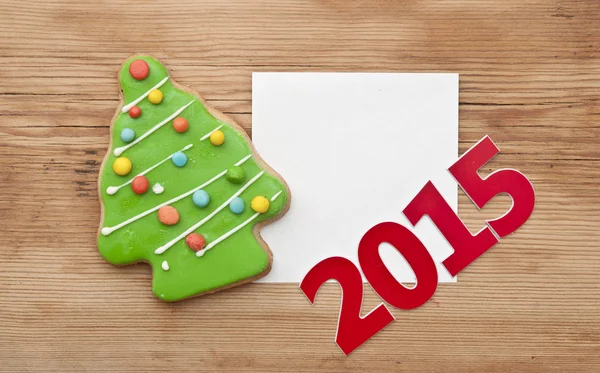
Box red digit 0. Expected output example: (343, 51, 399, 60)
(358, 222, 438, 310)
(403, 182, 498, 277)
(449, 135, 535, 238)
(299, 256, 395, 355)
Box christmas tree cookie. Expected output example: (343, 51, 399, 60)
(98, 56, 290, 301)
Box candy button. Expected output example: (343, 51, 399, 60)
(229, 197, 245, 214)
(129, 59, 149, 80)
(172, 151, 187, 167)
(173, 117, 188, 133)
(186, 233, 206, 251)
(158, 206, 179, 225)
(251, 196, 270, 213)
(192, 190, 210, 208)
(148, 89, 163, 104)
(120, 128, 135, 143)
(131, 175, 149, 195)
(128, 106, 141, 118)
(112, 157, 132, 176)
(226, 166, 245, 184)
(209, 130, 225, 146)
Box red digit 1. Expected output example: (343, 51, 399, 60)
(449, 135, 535, 238)
(358, 222, 438, 310)
(299, 257, 395, 355)
(403, 181, 499, 277)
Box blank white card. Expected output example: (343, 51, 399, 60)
(252, 73, 458, 283)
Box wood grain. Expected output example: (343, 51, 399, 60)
(1, 0, 599, 371)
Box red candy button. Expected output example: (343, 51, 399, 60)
(129, 60, 149, 80)
(129, 106, 141, 118)
(132, 175, 149, 195)
(186, 233, 206, 251)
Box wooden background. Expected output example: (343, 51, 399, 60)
(1, 0, 599, 371)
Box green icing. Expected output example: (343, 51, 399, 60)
(98, 56, 288, 301)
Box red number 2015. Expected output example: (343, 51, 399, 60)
(299, 136, 535, 355)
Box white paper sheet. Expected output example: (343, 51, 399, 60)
(252, 72, 458, 283)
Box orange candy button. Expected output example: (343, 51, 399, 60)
(173, 117, 188, 133)
(158, 206, 179, 225)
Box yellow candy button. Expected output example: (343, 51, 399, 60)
(148, 89, 163, 104)
(113, 157, 132, 176)
(209, 130, 225, 146)
(251, 196, 270, 213)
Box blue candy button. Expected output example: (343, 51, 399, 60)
(229, 197, 245, 214)
(192, 190, 210, 208)
(120, 128, 135, 143)
(172, 151, 188, 167)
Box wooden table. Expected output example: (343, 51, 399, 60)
(1, 0, 599, 371)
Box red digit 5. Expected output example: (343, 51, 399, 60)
(299, 257, 395, 355)
(449, 135, 535, 238)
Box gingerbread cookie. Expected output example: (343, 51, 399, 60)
(98, 56, 290, 301)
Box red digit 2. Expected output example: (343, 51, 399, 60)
(403, 182, 498, 277)
(299, 257, 395, 355)
(449, 135, 535, 238)
(358, 222, 438, 310)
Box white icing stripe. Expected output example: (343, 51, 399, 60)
(197, 190, 283, 256)
(100, 154, 253, 236)
(270, 190, 283, 202)
(114, 100, 194, 156)
(234, 154, 253, 166)
(198, 213, 260, 256)
(121, 76, 170, 113)
(106, 144, 193, 195)
(154, 171, 265, 255)
(200, 125, 224, 141)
